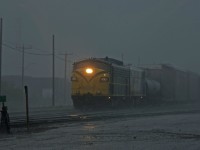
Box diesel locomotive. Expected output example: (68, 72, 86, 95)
(71, 57, 160, 109)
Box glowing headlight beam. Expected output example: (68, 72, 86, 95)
(86, 68, 93, 74)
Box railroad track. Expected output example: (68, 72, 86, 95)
(8, 106, 200, 127)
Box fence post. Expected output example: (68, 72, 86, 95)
(24, 85, 29, 131)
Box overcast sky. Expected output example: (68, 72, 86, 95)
(1, 0, 200, 77)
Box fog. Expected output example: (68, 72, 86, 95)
(0, 0, 200, 78)
(1, 0, 200, 109)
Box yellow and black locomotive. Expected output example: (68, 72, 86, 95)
(71, 57, 154, 108)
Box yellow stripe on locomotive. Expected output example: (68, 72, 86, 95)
(71, 67, 110, 96)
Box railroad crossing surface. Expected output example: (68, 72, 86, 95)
(0, 103, 200, 150)
(5, 101, 200, 126)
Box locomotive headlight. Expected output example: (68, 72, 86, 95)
(86, 68, 93, 74)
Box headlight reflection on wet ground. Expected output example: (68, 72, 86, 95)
(83, 123, 96, 130)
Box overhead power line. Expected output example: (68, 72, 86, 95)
(3, 42, 74, 61)
(3, 43, 22, 52)
(23, 51, 52, 56)
(2, 43, 52, 56)
(2, 42, 76, 66)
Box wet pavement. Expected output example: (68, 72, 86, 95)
(1, 109, 200, 150)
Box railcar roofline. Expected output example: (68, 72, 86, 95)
(73, 57, 124, 66)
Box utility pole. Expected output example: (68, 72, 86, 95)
(22, 45, 24, 89)
(0, 18, 2, 95)
(16, 44, 32, 109)
(52, 35, 55, 106)
(64, 53, 72, 104)
(24, 85, 29, 131)
(16, 45, 32, 90)
(64, 54, 67, 103)
(58, 52, 72, 104)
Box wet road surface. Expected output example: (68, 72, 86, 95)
(1, 108, 200, 150)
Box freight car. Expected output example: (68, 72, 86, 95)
(139, 64, 200, 102)
(71, 57, 160, 109)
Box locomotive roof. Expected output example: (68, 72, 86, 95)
(99, 57, 124, 66)
(74, 57, 124, 66)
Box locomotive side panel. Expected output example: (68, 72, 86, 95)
(129, 69, 146, 97)
(111, 65, 130, 96)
